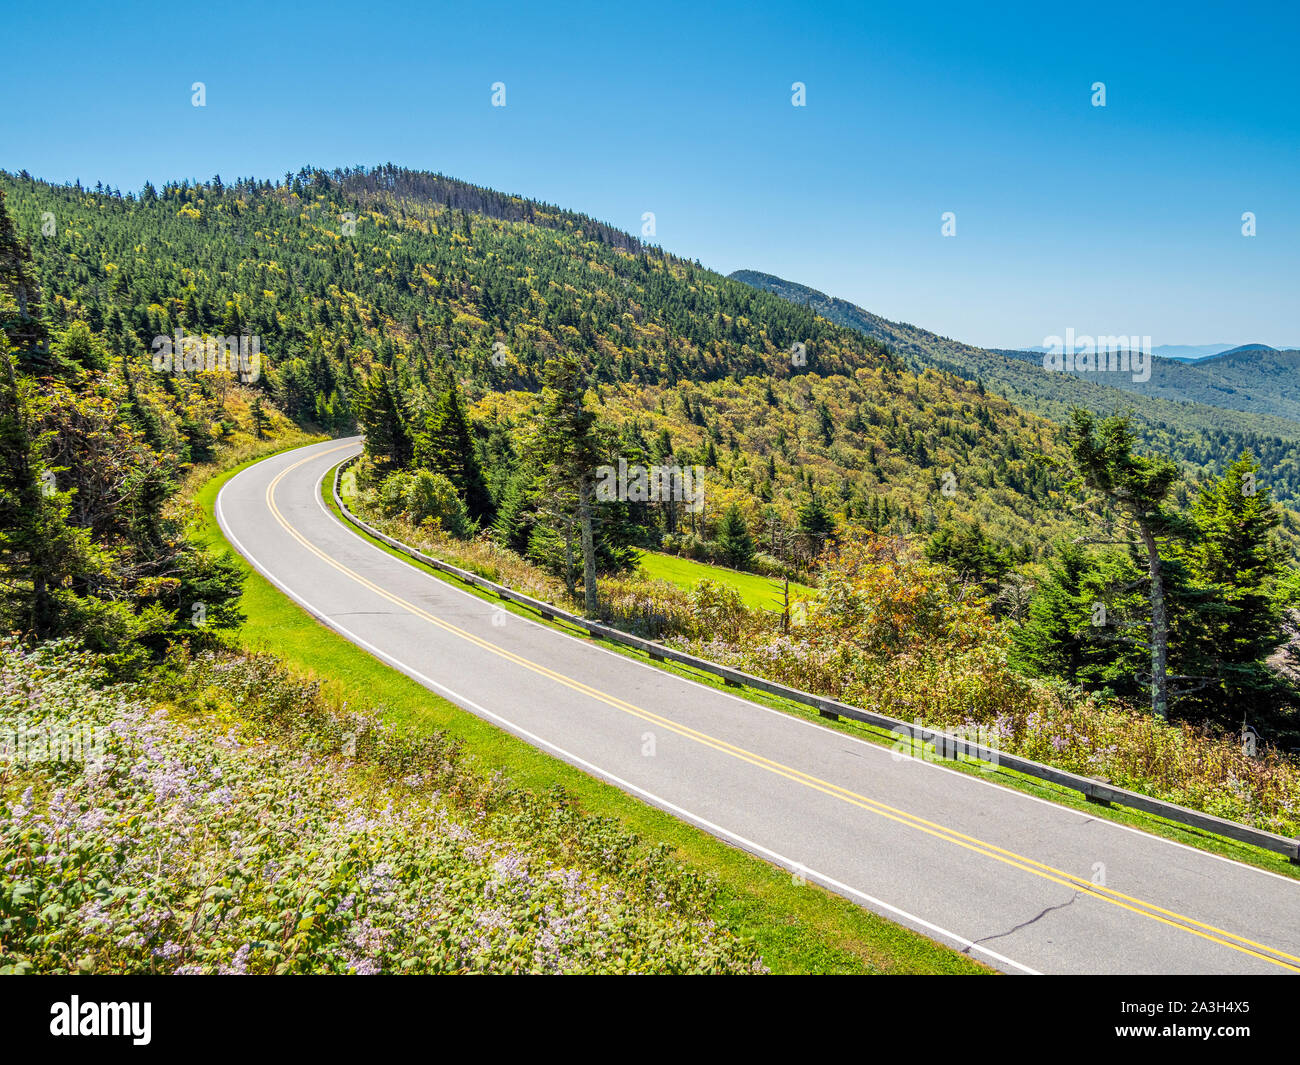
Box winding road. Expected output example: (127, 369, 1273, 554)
(215, 437, 1300, 975)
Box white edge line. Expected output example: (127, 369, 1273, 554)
(214, 447, 1041, 975)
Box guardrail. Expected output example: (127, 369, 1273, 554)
(331, 458, 1300, 863)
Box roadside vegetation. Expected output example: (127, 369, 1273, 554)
(0, 638, 768, 974)
(4, 159, 1300, 978)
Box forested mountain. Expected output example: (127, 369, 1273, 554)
(479, 364, 1073, 558)
(1, 164, 892, 402)
(6, 163, 1298, 565)
(0, 165, 1105, 556)
(3, 164, 1298, 743)
(730, 269, 1300, 508)
(992, 342, 1300, 424)
(1067, 344, 1300, 422)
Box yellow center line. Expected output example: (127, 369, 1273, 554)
(254, 445, 1300, 972)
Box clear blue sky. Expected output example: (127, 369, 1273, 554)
(2, 0, 1296, 348)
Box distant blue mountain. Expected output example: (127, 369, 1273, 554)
(728, 267, 1300, 442)
(1017, 343, 1264, 362)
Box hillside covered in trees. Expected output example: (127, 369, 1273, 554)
(732, 269, 1300, 510)
(3, 161, 1300, 768)
(0, 164, 1115, 556)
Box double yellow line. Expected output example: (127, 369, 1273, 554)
(259, 444, 1300, 973)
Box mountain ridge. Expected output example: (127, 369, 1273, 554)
(729, 268, 1300, 507)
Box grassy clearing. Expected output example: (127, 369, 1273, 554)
(636, 549, 815, 612)
(191, 451, 988, 975)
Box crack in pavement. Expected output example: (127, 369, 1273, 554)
(963, 893, 1080, 953)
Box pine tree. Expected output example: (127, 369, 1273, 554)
(0, 190, 51, 373)
(493, 465, 538, 554)
(414, 375, 492, 519)
(1067, 410, 1183, 719)
(797, 495, 836, 557)
(1011, 540, 1094, 680)
(359, 366, 412, 469)
(534, 356, 602, 614)
(0, 343, 88, 634)
(816, 401, 834, 445)
(1181, 452, 1287, 720)
(924, 521, 1011, 597)
(54, 320, 108, 372)
(120, 352, 165, 449)
(251, 395, 268, 439)
(715, 503, 756, 568)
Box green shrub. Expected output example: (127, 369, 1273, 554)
(405, 470, 472, 539)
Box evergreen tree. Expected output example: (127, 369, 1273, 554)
(0, 190, 51, 373)
(816, 401, 834, 445)
(414, 375, 492, 519)
(1180, 452, 1289, 724)
(1067, 410, 1182, 719)
(359, 366, 412, 469)
(924, 521, 1011, 597)
(1011, 542, 1147, 696)
(120, 352, 166, 449)
(1011, 540, 1094, 681)
(715, 503, 756, 569)
(250, 395, 268, 439)
(493, 464, 538, 554)
(54, 320, 108, 373)
(797, 495, 836, 557)
(0, 343, 90, 635)
(534, 356, 602, 614)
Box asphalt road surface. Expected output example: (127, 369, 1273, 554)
(215, 438, 1300, 974)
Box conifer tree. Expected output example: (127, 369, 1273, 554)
(1067, 410, 1183, 719)
(797, 495, 836, 557)
(359, 366, 412, 469)
(415, 374, 492, 519)
(715, 503, 756, 568)
(1181, 452, 1288, 719)
(0, 341, 89, 635)
(535, 356, 601, 614)
(0, 190, 51, 373)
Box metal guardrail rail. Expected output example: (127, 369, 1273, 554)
(331, 458, 1300, 863)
